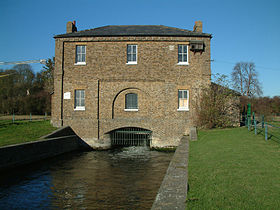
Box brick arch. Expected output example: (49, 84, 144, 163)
(111, 87, 149, 119)
(105, 126, 152, 135)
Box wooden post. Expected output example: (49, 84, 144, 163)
(254, 118, 257, 135)
(265, 122, 268, 141)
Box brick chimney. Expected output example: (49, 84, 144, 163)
(66, 21, 77, 33)
(193, 21, 202, 33)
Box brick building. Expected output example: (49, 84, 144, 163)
(52, 21, 212, 149)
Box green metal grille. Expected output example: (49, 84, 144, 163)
(110, 127, 152, 146)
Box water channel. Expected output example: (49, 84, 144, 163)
(0, 146, 173, 209)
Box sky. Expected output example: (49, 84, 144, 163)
(0, 0, 279, 97)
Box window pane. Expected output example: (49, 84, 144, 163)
(76, 90, 80, 98)
(178, 55, 182, 63)
(178, 90, 182, 99)
(127, 54, 131, 62)
(183, 90, 187, 99)
(183, 54, 187, 62)
(81, 46, 85, 53)
(132, 54, 136, 62)
(178, 45, 182, 53)
(127, 45, 131, 53)
(81, 54, 85, 62)
(77, 46, 81, 53)
(179, 99, 188, 108)
(183, 45, 188, 53)
(81, 98, 85, 107)
(133, 45, 137, 53)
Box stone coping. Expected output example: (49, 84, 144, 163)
(151, 136, 189, 210)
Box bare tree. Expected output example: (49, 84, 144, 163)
(231, 62, 262, 97)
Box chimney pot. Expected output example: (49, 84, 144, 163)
(193, 21, 202, 33)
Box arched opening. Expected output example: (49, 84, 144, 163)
(109, 127, 152, 147)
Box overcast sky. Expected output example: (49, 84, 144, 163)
(0, 0, 279, 97)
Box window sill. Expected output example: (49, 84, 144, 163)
(74, 107, 85, 111)
(124, 109, 138, 112)
(177, 108, 189, 112)
(75, 62, 86, 66)
(177, 62, 189, 66)
(126, 62, 137, 65)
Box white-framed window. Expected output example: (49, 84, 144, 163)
(127, 44, 137, 64)
(74, 89, 85, 110)
(125, 93, 138, 111)
(75, 45, 86, 65)
(178, 45, 188, 65)
(177, 90, 189, 111)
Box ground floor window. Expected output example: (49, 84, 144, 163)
(74, 89, 85, 110)
(178, 89, 189, 111)
(125, 93, 138, 111)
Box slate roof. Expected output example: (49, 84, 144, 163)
(54, 25, 212, 38)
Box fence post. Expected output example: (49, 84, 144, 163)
(30, 113, 32, 122)
(254, 118, 257, 135)
(12, 113, 15, 124)
(265, 122, 268, 141)
(262, 115, 264, 128)
(44, 112, 47, 120)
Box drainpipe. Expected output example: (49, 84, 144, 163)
(60, 41, 65, 127)
(97, 80, 100, 139)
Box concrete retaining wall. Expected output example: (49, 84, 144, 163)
(152, 136, 189, 210)
(0, 126, 88, 171)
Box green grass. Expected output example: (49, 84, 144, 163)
(0, 120, 57, 147)
(187, 127, 280, 209)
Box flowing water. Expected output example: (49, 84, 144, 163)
(0, 146, 173, 209)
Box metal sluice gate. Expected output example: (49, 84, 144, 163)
(110, 127, 152, 146)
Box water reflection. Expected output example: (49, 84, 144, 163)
(0, 147, 173, 209)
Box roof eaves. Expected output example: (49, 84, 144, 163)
(54, 33, 212, 39)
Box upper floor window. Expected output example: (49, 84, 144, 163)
(178, 45, 188, 65)
(74, 89, 85, 110)
(125, 93, 138, 111)
(75, 45, 86, 65)
(127, 44, 137, 64)
(178, 90, 189, 111)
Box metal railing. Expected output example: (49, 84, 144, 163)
(0, 113, 50, 127)
(243, 114, 280, 142)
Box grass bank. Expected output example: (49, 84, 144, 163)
(0, 120, 56, 147)
(187, 127, 280, 209)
